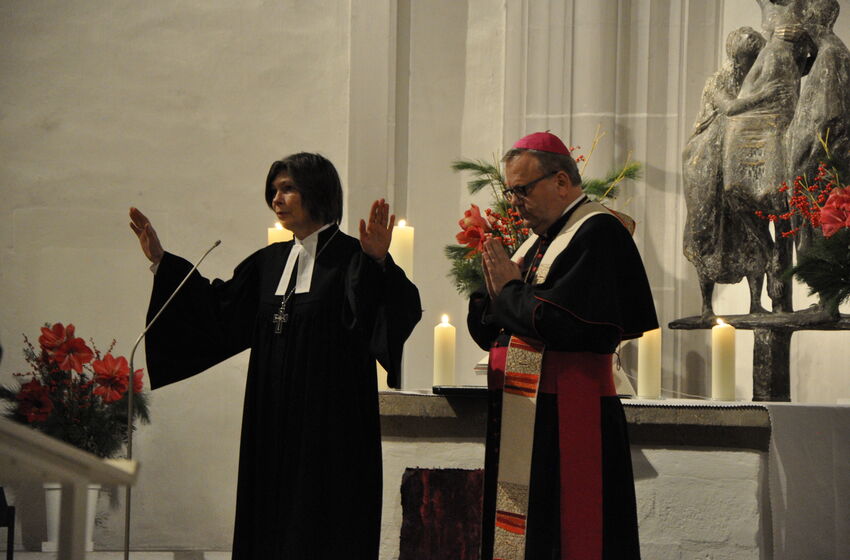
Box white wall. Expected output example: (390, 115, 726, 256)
(0, 0, 351, 550)
(2, 0, 849, 553)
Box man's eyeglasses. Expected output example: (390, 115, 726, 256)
(502, 171, 556, 199)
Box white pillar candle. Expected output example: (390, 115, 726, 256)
(711, 319, 736, 400)
(637, 328, 662, 399)
(390, 220, 414, 279)
(376, 362, 390, 392)
(433, 314, 456, 387)
(267, 222, 293, 245)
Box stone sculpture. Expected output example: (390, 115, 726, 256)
(674, 0, 850, 401)
(682, 0, 847, 317)
(683, 27, 766, 317)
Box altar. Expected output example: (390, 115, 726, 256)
(378, 391, 850, 559)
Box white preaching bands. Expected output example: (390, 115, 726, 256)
(275, 223, 336, 296)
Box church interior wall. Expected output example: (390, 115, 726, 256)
(0, 0, 848, 554)
(0, 0, 353, 550)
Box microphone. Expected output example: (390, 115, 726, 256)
(123, 239, 221, 560)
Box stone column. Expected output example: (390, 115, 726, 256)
(347, 0, 398, 232)
(503, 0, 619, 169)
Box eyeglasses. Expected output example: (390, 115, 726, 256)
(502, 171, 556, 199)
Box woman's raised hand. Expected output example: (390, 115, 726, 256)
(358, 199, 395, 263)
(129, 207, 165, 265)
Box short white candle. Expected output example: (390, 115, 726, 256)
(390, 220, 414, 279)
(637, 328, 662, 399)
(711, 319, 736, 400)
(267, 222, 293, 245)
(433, 314, 456, 387)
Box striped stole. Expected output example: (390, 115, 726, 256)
(492, 335, 544, 559)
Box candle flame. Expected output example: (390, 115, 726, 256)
(398, 219, 407, 227)
(274, 222, 283, 230)
(716, 319, 727, 327)
(441, 314, 449, 324)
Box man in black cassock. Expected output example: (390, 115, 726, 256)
(468, 132, 657, 560)
(130, 152, 421, 559)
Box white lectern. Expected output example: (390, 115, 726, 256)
(0, 417, 138, 559)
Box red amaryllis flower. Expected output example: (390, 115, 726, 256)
(17, 379, 54, 423)
(456, 204, 492, 253)
(458, 204, 490, 232)
(456, 225, 488, 253)
(92, 353, 129, 403)
(52, 335, 94, 373)
(820, 185, 850, 237)
(132, 369, 144, 393)
(39, 322, 74, 353)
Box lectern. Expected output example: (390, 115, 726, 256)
(0, 418, 138, 559)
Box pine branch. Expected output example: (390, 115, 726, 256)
(451, 159, 498, 175)
(452, 158, 505, 196)
(584, 161, 642, 201)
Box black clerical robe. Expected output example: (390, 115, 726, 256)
(468, 200, 657, 560)
(144, 226, 421, 559)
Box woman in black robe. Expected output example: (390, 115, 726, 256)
(129, 152, 421, 559)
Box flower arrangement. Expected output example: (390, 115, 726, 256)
(446, 132, 641, 296)
(757, 134, 850, 316)
(0, 322, 150, 458)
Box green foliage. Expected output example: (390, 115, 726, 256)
(445, 245, 485, 297)
(450, 159, 505, 196)
(790, 228, 850, 315)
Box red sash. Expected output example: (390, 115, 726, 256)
(489, 347, 616, 560)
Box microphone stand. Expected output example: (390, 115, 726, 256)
(124, 240, 221, 560)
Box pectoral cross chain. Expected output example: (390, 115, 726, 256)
(273, 294, 292, 334)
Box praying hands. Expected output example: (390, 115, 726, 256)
(482, 237, 522, 298)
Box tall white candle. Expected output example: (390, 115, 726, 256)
(711, 319, 736, 400)
(433, 314, 456, 387)
(376, 362, 390, 392)
(267, 222, 293, 245)
(637, 328, 662, 399)
(379, 219, 412, 391)
(390, 220, 414, 279)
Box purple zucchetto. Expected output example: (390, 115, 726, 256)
(512, 131, 570, 155)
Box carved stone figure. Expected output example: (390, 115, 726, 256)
(675, 0, 850, 402)
(718, 14, 815, 313)
(683, 27, 766, 317)
(786, 0, 850, 251)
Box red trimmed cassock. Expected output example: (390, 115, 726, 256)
(468, 198, 658, 560)
(144, 226, 421, 559)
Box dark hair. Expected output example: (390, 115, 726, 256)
(264, 152, 343, 225)
(502, 148, 582, 187)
